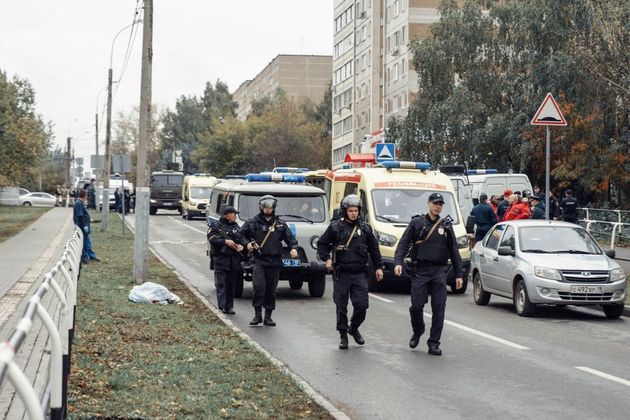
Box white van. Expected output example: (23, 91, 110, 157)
(181, 174, 217, 220)
(466, 170, 533, 204)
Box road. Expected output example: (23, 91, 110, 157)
(128, 211, 630, 420)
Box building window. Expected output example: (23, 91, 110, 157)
(333, 88, 353, 112)
(402, 58, 406, 76)
(335, 5, 354, 33)
(334, 60, 353, 86)
(333, 115, 353, 138)
(333, 143, 353, 164)
(394, 63, 399, 80)
(334, 34, 353, 59)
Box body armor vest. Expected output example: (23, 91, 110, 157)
(411, 221, 449, 263)
(252, 219, 285, 256)
(334, 222, 368, 268)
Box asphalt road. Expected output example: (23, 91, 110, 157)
(128, 211, 630, 420)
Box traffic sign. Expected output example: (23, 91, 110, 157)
(375, 143, 396, 163)
(531, 93, 567, 126)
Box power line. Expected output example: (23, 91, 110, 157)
(113, 0, 142, 100)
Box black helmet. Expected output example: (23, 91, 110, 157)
(340, 194, 361, 218)
(258, 195, 277, 213)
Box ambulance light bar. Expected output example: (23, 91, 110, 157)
(466, 169, 498, 175)
(381, 161, 432, 170)
(245, 173, 305, 183)
(273, 167, 310, 173)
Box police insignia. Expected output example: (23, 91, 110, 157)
(438, 227, 445, 235)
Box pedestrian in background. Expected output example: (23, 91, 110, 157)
(393, 192, 463, 356)
(561, 189, 578, 224)
(497, 189, 512, 220)
(489, 195, 499, 215)
(317, 194, 384, 350)
(114, 188, 122, 213)
(208, 205, 244, 315)
(529, 195, 545, 219)
(240, 195, 299, 327)
(503, 194, 531, 221)
(470, 193, 497, 242)
(549, 191, 561, 220)
(73, 189, 97, 264)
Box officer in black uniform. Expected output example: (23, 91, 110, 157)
(560, 189, 578, 224)
(240, 195, 298, 327)
(207, 205, 244, 314)
(317, 194, 384, 350)
(394, 192, 463, 356)
(529, 195, 545, 219)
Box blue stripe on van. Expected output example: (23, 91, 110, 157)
(288, 224, 297, 238)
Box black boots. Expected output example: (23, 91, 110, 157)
(409, 308, 425, 349)
(348, 325, 365, 345)
(409, 334, 421, 349)
(339, 331, 348, 350)
(263, 309, 276, 326)
(428, 344, 442, 356)
(250, 307, 262, 326)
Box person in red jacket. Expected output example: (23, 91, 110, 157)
(503, 194, 531, 221)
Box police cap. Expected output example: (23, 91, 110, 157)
(428, 192, 445, 203)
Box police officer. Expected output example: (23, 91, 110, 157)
(240, 195, 298, 327)
(529, 195, 545, 219)
(560, 189, 578, 224)
(317, 194, 384, 350)
(394, 192, 463, 356)
(469, 193, 497, 242)
(208, 205, 244, 314)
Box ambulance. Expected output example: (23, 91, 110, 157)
(328, 161, 470, 293)
(181, 173, 217, 220)
(465, 169, 533, 204)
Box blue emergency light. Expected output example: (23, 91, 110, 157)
(341, 163, 352, 169)
(466, 169, 498, 175)
(381, 161, 432, 170)
(273, 167, 310, 173)
(245, 173, 305, 183)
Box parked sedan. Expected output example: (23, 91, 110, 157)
(18, 192, 57, 207)
(470, 220, 627, 318)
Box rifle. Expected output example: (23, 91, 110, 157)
(207, 222, 246, 270)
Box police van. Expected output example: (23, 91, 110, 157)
(181, 173, 217, 220)
(206, 173, 329, 298)
(465, 169, 533, 203)
(328, 161, 470, 293)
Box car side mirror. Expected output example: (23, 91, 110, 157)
(498, 246, 515, 257)
(604, 249, 616, 259)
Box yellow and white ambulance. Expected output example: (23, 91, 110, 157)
(328, 161, 470, 293)
(181, 173, 217, 220)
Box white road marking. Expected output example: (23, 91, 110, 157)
(423, 312, 530, 350)
(369, 293, 395, 303)
(575, 367, 630, 387)
(150, 240, 205, 245)
(168, 216, 207, 235)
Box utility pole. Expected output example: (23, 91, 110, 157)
(134, 0, 153, 283)
(94, 112, 100, 191)
(100, 68, 113, 231)
(63, 137, 71, 188)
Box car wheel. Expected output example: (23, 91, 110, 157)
(308, 274, 326, 297)
(23, 202, 32, 206)
(289, 279, 303, 290)
(234, 276, 244, 298)
(514, 279, 536, 317)
(473, 272, 491, 305)
(451, 276, 468, 294)
(181, 209, 186, 219)
(186, 210, 193, 221)
(149, 207, 157, 215)
(603, 304, 624, 319)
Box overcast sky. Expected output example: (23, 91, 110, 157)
(1, 1, 332, 172)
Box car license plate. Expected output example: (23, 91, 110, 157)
(164, 202, 172, 206)
(570, 285, 604, 294)
(282, 259, 301, 267)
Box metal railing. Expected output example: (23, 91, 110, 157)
(579, 208, 630, 250)
(0, 227, 82, 420)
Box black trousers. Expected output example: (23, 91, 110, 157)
(214, 268, 240, 311)
(252, 263, 280, 310)
(333, 270, 369, 332)
(410, 264, 449, 347)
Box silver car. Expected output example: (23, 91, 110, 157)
(18, 192, 57, 207)
(470, 220, 627, 318)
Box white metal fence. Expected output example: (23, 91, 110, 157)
(0, 228, 82, 420)
(579, 208, 630, 251)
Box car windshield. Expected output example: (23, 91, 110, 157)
(151, 175, 183, 186)
(519, 226, 601, 254)
(238, 195, 326, 223)
(371, 189, 459, 224)
(190, 187, 212, 199)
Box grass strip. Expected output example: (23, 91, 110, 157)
(0, 206, 50, 242)
(68, 214, 332, 419)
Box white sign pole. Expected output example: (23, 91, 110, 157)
(545, 126, 550, 221)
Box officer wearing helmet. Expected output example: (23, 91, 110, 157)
(317, 194, 384, 350)
(239, 195, 299, 327)
(394, 192, 463, 356)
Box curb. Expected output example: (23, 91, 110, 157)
(121, 215, 350, 420)
(149, 249, 351, 420)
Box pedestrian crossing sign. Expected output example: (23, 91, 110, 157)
(375, 143, 396, 163)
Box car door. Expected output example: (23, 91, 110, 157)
(478, 224, 506, 292)
(494, 225, 516, 294)
(31, 193, 45, 206)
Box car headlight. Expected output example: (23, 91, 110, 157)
(534, 266, 562, 281)
(150, 199, 157, 203)
(457, 235, 468, 249)
(375, 231, 397, 247)
(611, 268, 626, 282)
(310, 235, 319, 250)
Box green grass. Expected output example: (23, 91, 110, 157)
(68, 214, 331, 419)
(0, 206, 50, 242)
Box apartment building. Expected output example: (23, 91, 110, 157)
(331, 0, 440, 168)
(233, 54, 332, 121)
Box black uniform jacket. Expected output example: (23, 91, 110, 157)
(394, 214, 463, 278)
(239, 213, 298, 267)
(208, 218, 244, 270)
(317, 218, 383, 270)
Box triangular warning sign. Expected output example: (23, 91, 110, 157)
(377, 144, 394, 160)
(531, 93, 567, 126)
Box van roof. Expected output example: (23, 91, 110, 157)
(466, 173, 530, 182)
(213, 181, 325, 195)
(334, 167, 454, 192)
